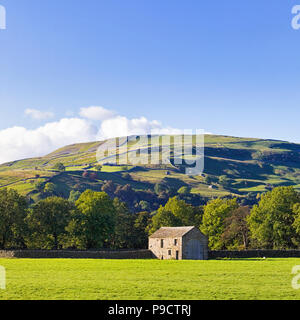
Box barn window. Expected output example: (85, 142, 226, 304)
(168, 250, 171, 256)
(174, 239, 178, 246)
(161, 239, 164, 248)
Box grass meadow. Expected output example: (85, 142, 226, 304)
(0, 258, 300, 300)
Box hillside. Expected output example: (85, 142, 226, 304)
(1, 134, 300, 202)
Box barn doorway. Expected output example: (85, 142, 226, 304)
(186, 239, 204, 260)
(176, 251, 179, 260)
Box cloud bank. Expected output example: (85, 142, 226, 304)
(79, 106, 116, 121)
(0, 106, 183, 164)
(25, 108, 55, 120)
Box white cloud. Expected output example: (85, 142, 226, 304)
(0, 106, 203, 164)
(98, 116, 162, 139)
(79, 106, 116, 121)
(25, 108, 55, 120)
(0, 118, 97, 164)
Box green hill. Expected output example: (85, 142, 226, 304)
(1, 134, 300, 202)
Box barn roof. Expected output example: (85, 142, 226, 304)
(149, 226, 196, 238)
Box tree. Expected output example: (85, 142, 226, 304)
(89, 172, 98, 180)
(121, 172, 131, 180)
(62, 209, 87, 250)
(35, 179, 44, 192)
(219, 175, 231, 188)
(221, 206, 250, 250)
(292, 204, 300, 240)
(68, 190, 81, 203)
(248, 186, 300, 249)
(44, 183, 57, 196)
(200, 198, 238, 249)
(114, 184, 136, 203)
(53, 162, 66, 172)
(94, 165, 102, 171)
(204, 176, 213, 185)
(177, 186, 191, 195)
(149, 207, 182, 234)
(82, 171, 89, 178)
(0, 189, 28, 249)
(163, 196, 195, 226)
(139, 200, 151, 212)
(108, 198, 136, 249)
(149, 197, 195, 234)
(75, 190, 116, 249)
(192, 206, 204, 229)
(101, 180, 116, 197)
(26, 197, 74, 249)
(154, 181, 169, 195)
(133, 211, 152, 248)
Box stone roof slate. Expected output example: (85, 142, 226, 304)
(149, 226, 196, 238)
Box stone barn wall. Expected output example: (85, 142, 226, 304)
(182, 228, 208, 260)
(149, 237, 183, 260)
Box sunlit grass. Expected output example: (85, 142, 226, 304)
(0, 258, 299, 300)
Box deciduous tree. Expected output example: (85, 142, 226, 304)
(149, 197, 194, 234)
(0, 189, 28, 249)
(26, 197, 74, 249)
(53, 162, 66, 172)
(248, 186, 300, 249)
(201, 198, 238, 249)
(221, 206, 250, 249)
(75, 190, 116, 249)
(108, 198, 135, 249)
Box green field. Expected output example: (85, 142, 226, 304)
(0, 258, 300, 300)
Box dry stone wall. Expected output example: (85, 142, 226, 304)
(0, 249, 154, 259)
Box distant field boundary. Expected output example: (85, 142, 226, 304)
(209, 250, 300, 259)
(1, 249, 300, 259)
(0, 249, 154, 259)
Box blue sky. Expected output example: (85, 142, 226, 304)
(0, 0, 300, 162)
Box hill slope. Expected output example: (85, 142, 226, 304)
(1, 134, 300, 201)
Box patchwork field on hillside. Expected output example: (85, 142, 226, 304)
(0, 258, 299, 300)
(1, 134, 300, 200)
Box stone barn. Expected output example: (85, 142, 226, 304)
(149, 226, 208, 260)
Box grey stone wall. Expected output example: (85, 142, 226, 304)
(0, 249, 154, 259)
(209, 250, 300, 259)
(1, 249, 298, 260)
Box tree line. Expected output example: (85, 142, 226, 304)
(1, 186, 300, 250)
(0, 188, 150, 250)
